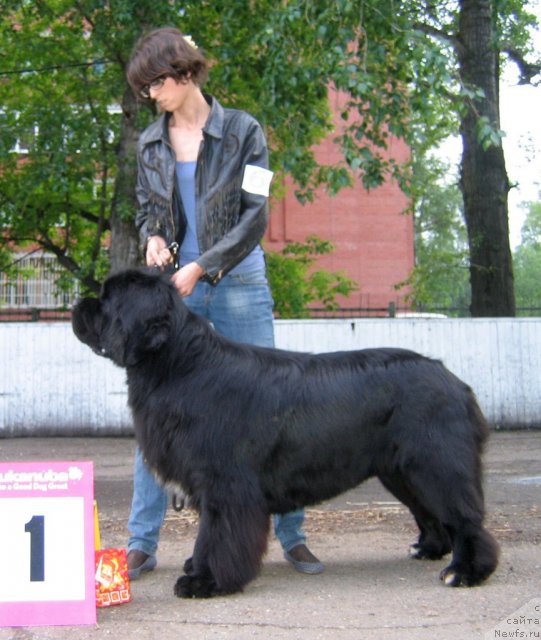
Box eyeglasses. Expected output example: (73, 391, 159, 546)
(140, 76, 168, 99)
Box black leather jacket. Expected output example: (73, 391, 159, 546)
(135, 95, 270, 284)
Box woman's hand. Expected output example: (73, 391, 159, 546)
(171, 262, 205, 297)
(146, 236, 174, 268)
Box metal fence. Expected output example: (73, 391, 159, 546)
(1, 252, 539, 320)
(2, 305, 540, 322)
(0, 251, 80, 311)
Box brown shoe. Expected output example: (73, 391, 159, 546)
(127, 549, 157, 580)
(284, 544, 324, 574)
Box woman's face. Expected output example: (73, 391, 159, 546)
(148, 75, 193, 113)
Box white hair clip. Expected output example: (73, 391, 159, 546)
(183, 35, 198, 50)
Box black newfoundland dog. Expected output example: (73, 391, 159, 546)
(72, 269, 499, 598)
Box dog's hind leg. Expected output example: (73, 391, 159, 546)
(382, 461, 499, 586)
(439, 520, 500, 587)
(410, 515, 452, 560)
(378, 474, 452, 560)
(174, 475, 270, 598)
(420, 458, 499, 587)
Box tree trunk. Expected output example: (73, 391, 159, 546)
(109, 86, 142, 273)
(457, 0, 515, 316)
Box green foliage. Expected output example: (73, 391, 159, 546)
(396, 152, 470, 313)
(513, 199, 541, 315)
(0, 1, 126, 290)
(1, 0, 539, 305)
(476, 115, 506, 150)
(266, 236, 357, 318)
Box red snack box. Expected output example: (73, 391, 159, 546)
(95, 548, 132, 608)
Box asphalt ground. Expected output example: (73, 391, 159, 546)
(0, 430, 540, 640)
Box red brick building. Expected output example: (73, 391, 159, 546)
(265, 88, 414, 312)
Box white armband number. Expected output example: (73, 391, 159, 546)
(242, 165, 274, 197)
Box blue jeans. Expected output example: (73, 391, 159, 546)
(128, 269, 306, 556)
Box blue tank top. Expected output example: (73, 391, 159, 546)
(175, 161, 199, 265)
(175, 161, 265, 275)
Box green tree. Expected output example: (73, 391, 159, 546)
(399, 153, 470, 313)
(266, 236, 357, 318)
(0, 1, 178, 291)
(318, 0, 540, 315)
(0, 1, 345, 293)
(456, 0, 514, 316)
(513, 199, 541, 315)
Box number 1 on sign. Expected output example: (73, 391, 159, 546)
(0, 497, 86, 603)
(25, 515, 45, 582)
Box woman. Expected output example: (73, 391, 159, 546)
(125, 27, 324, 580)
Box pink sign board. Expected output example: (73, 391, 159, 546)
(0, 461, 96, 627)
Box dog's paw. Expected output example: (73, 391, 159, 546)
(409, 543, 447, 561)
(409, 543, 426, 559)
(174, 574, 218, 599)
(439, 565, 476, 587)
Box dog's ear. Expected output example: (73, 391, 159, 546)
(72, 298, 103, 351)
(122, 315, 172, 366)
(143, 316, 171, 352)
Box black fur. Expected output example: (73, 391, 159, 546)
(72, 268, 499, 598)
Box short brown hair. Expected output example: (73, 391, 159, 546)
(127, 27, 209, 98)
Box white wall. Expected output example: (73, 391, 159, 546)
(1, 318, 540, 435)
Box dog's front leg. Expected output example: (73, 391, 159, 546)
(173, 480, 270, 598)
(174, 516, 219, 598)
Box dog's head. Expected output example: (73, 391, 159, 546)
(72, 269, 178, 367)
